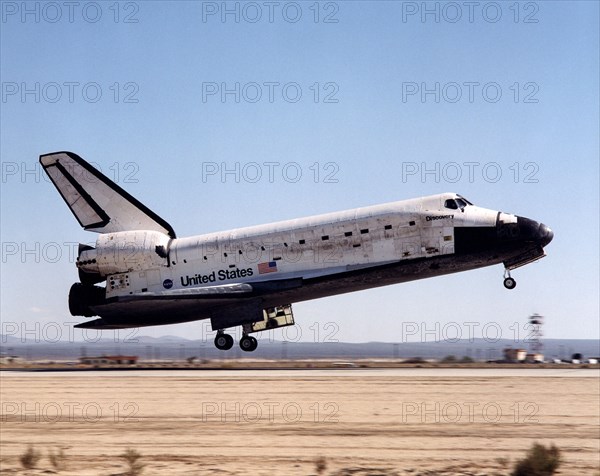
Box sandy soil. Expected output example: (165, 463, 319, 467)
(1, 369, 598, 475)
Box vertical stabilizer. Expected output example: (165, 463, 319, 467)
(40, 151, 176, 238)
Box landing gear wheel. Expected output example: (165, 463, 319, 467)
(214, 332, 234, 350)
(239, 335, 258, 352)
(503, 277, 517, 290)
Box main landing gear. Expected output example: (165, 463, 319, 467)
(212, 305, 295, 352)
(503, 270, 517, 290)
(239, 335, 258, 352)
(214, 331, 258, 352)
(214, 331, 234, 350)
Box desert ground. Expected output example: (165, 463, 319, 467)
(1, 368, 598, 475)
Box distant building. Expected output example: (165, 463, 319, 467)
(503, 348, 527, 363)
(79, 355, 138, 365)
(0, 354, 22, 364)
(525, 353, 544, 363)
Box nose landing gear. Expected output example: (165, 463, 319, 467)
(503, 270, 517, 290)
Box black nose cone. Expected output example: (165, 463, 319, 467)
(516, 217, 554, 247)
(538, 223, 554, 247)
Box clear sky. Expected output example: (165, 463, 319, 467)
(1, 1, 598, 345)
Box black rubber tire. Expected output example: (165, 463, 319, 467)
(240, 335, 258, 352)
(214, 333, 234, 350)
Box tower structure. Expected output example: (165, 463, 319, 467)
(528, 313, 544, 354)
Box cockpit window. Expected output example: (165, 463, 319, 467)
(445, 197, 472, 211)
(444, 199, 458, 210)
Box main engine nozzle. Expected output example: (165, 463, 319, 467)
(68, 282, 105, 317)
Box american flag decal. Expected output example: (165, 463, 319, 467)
(258, 261, 278, 274)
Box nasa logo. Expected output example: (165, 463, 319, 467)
(163, 279, 173, 289)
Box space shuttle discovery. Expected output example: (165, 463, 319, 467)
(40, 151, 554, 352)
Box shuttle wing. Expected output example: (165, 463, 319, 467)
(74, 278, 303, 329)
(40, 151, 176, 238)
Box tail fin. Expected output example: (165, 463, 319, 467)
(40, 151, 176, 238)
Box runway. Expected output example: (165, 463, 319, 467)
(1, 368, 598, 475)
(3, 367, 597, 377)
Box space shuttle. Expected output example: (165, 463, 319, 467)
(40, 151, 553, 352)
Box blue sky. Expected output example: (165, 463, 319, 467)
(1, 1, 598, 346)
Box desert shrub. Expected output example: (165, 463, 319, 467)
(121, 448, 145, 476)
(511, 442, 561, 476)
(315, 456, 327, 475)
(20, 445, 42, 469)
(403, 357, 425, 364)
(49, 447, 67, 470)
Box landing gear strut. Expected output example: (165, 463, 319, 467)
(503, 270, 517, 290)
(214, 331, 234, 350)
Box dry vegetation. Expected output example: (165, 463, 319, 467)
(48, 447, 68, 470)
(18, 445, 41, 469)
(511, 442, 561, 476)
(121, 448, 145, 476)
(1, 370, 597, 475)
